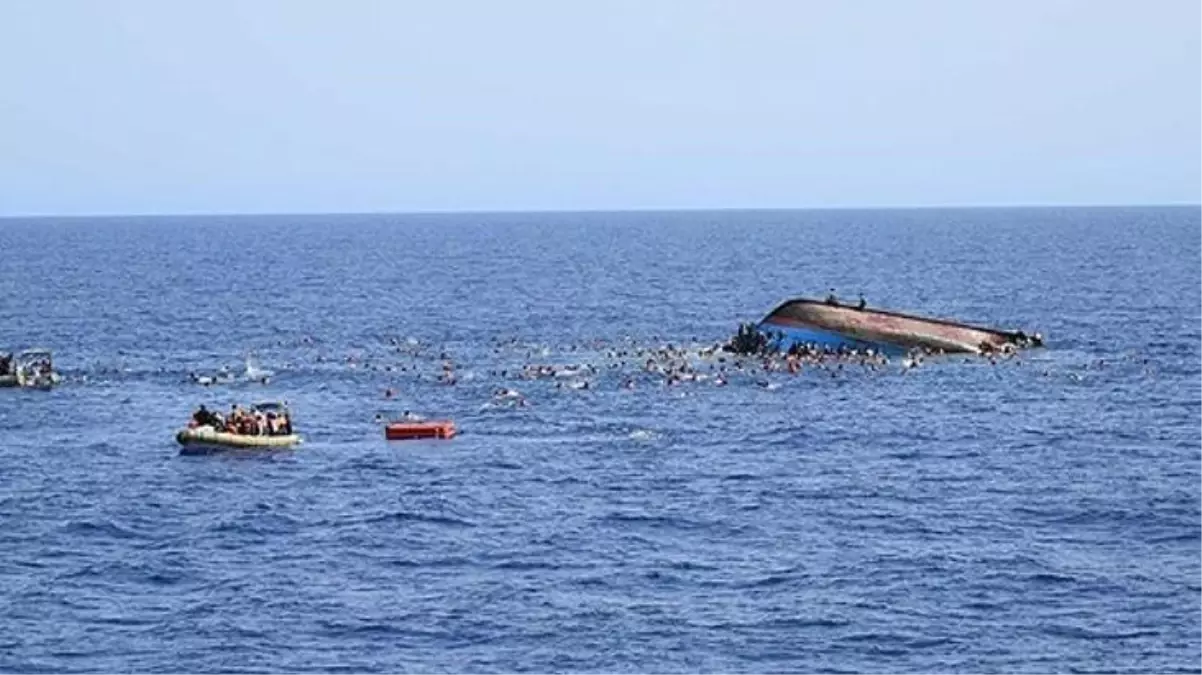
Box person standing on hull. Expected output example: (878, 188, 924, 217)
(825, 288, 839, 305)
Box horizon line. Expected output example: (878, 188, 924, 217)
(1, 201, 1198, 220)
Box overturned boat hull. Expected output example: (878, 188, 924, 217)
(176, 427, 302, 455)
(760, 298, 1034, 355)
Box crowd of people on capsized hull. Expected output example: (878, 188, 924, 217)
(189, 404, 293, 436)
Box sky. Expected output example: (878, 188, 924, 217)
(0, 0, 1198, 216)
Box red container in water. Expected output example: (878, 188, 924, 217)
(385, 420, 456, 440)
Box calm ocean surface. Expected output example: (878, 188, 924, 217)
(0, 207, 1198, 673)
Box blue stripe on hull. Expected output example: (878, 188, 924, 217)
(758, 320, 905, 355)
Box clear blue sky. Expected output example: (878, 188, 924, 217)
(1, 0, 1198, 216)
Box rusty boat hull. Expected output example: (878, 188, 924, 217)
(759, 298, 1033, 355)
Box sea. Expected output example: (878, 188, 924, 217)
(0, 207, 1198, 673)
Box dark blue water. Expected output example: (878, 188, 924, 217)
(0, 207, 1198, 673)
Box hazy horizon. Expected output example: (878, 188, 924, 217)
(3, 202, 1198, 222)
(2, 0, 1198, 217)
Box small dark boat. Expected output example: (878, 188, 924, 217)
(0, 348, 61, 389)
(760, 297, 1041, 355)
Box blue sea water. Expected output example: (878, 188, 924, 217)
(0, 207, 1198, 673)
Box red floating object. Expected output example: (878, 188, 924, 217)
(385, 420, 456, 440)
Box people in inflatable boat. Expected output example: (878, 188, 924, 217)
(190, 405, 292, 436)
(191, 405, 220, 427)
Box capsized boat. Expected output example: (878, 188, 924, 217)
(759, 296, 1042, 355)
